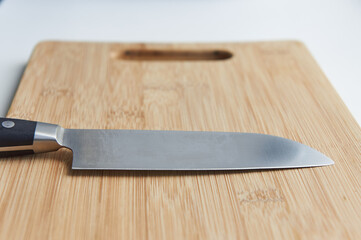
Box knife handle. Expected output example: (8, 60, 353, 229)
(0, 118, 64, 157)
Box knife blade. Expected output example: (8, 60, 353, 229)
(0, 118, 334, 170)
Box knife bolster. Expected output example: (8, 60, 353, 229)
(33, 122, 64, 153)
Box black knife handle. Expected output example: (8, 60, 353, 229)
(0, 118, 37, 157)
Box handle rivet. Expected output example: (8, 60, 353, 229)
(2, 120, 15, 128)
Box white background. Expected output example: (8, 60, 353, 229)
(0, 0, 360, 124)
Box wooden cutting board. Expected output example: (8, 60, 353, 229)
(1, 41, 360, 239)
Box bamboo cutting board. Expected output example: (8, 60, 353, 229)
(1, 41, 360, 239)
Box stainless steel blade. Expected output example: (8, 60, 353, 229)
(62, 129, 334, 170)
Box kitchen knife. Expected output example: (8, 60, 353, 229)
(0, 118, 333, 170)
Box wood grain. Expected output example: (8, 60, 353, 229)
(1, 41, 360, 239)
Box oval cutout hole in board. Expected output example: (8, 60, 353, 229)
(115, 50, 233, 61)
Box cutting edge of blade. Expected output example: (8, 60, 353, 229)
(71, 161, 334, 170)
